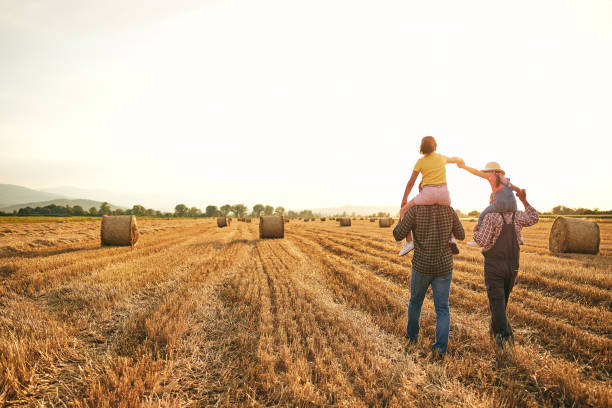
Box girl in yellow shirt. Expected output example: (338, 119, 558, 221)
(399, 136, 463, 256)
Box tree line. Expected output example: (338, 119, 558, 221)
(0, 202, 316, 218)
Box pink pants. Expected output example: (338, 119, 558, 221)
(413, 184, 451, 206)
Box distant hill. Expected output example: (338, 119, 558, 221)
(0, 198, 124, 213)
(0, 184, 65, 208)
(310, 205, 399, 217)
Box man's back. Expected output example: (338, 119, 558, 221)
(394, 205, 465, 276)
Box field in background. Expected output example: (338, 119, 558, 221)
(0, 218, 610, 407)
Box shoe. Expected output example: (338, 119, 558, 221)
(449, 237, 460, 255)
(467, 240, 480, 248)
(431, 348, 444, 361)
(404, 337, 417, 352)
(398, 241, 414, 256)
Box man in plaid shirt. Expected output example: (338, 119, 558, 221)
(393, 204, 465, 358)
(473, 189, 538, 347)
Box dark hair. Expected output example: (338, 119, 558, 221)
(420, 136, 437, 155)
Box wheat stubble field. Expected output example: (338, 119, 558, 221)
(0, 218, 610, 407)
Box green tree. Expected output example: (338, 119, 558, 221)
(174, 204, 188, 217)
(99, 202, 112, 216)
(131, 205, 146, 216)
(468, 210, 480, 217)
(264, 205, 274, 215)
(188, 207, 202, 217)
(287, 210, 298, 219)
(220, 204, 232, 216)
(274, 206, 285, 216)
(146, 208, 156, 216)
(252, 204, 265, 217)
(232, 204, 247, 217)
(205, 205, 219, 217)
(89, 206, 98, 216)
(72, 205, 85, 216)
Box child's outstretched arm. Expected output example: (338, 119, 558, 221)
(509, 182, 522, 193)
(401, 171, 419, 207)
(457, 161, 489, 179)
(445, 156, 463, 164)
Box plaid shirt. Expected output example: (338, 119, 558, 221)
(473, 205, 539, 252)
(393, 205, 465, 276)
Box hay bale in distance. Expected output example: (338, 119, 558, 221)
(260, 216, 284, 239)
(320, 217, 326, 221)
(246, 218, 252, 223)
(379, 218, 392, 228)
(370, 218, 376, 222)
(549, 217, 600, 254)
(339, 217, 351, 227)
(101, 215, 139, 247)
(217, 217, 228, 228)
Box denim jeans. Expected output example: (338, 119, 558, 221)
(477, 187, 517, 225)
(406, 268, 452, 355)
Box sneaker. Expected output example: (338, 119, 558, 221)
(431, 348, 445, 361)
(466, 240, 480, 248)
(398, 241, 414, 256)
(449, 237, 460, 255)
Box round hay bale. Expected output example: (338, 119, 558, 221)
(260, 216, 284, 239)
(320, 217, 326, 221)
(101, 215, 139, 247)
(339, 217, 351, 227)
(217, 217, 228, 228)
(370, 218, 376, 222)
(284, 218, 290, 223)
(246, 218, 252, 223)
(549, 217, 600, 254)
(379, 218, 392, 228)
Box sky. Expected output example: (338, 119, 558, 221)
(1, 0, 611, 212)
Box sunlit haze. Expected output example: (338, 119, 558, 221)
(2, 0, 611, 212)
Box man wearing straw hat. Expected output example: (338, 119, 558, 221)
(393, 203, 465, 359)
(473, 188, 539, 348)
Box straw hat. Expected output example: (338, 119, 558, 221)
(481, 161, 505, 174)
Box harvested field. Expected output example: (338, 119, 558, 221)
(0, 218, 610, 407)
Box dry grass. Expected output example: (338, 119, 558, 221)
(0, 218, 610, 407)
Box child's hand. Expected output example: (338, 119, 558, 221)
(456, 158, 465, 168)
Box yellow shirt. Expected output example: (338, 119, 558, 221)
(413, 152, 448, 186)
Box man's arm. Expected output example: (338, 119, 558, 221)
(393, 207, 416, 241)
(451, 209, 465, 241)
(515, 189, 539, 226)
(473, 213, 499, 247)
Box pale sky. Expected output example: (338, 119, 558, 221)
(1, 0, 612, 212)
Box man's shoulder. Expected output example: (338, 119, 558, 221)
(414, 205, 456, 216)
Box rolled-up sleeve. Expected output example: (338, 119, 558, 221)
(393, 209, 415, 241)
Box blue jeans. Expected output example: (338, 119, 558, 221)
(477, 186, 517, 225)
(406, 268, 452, 355)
